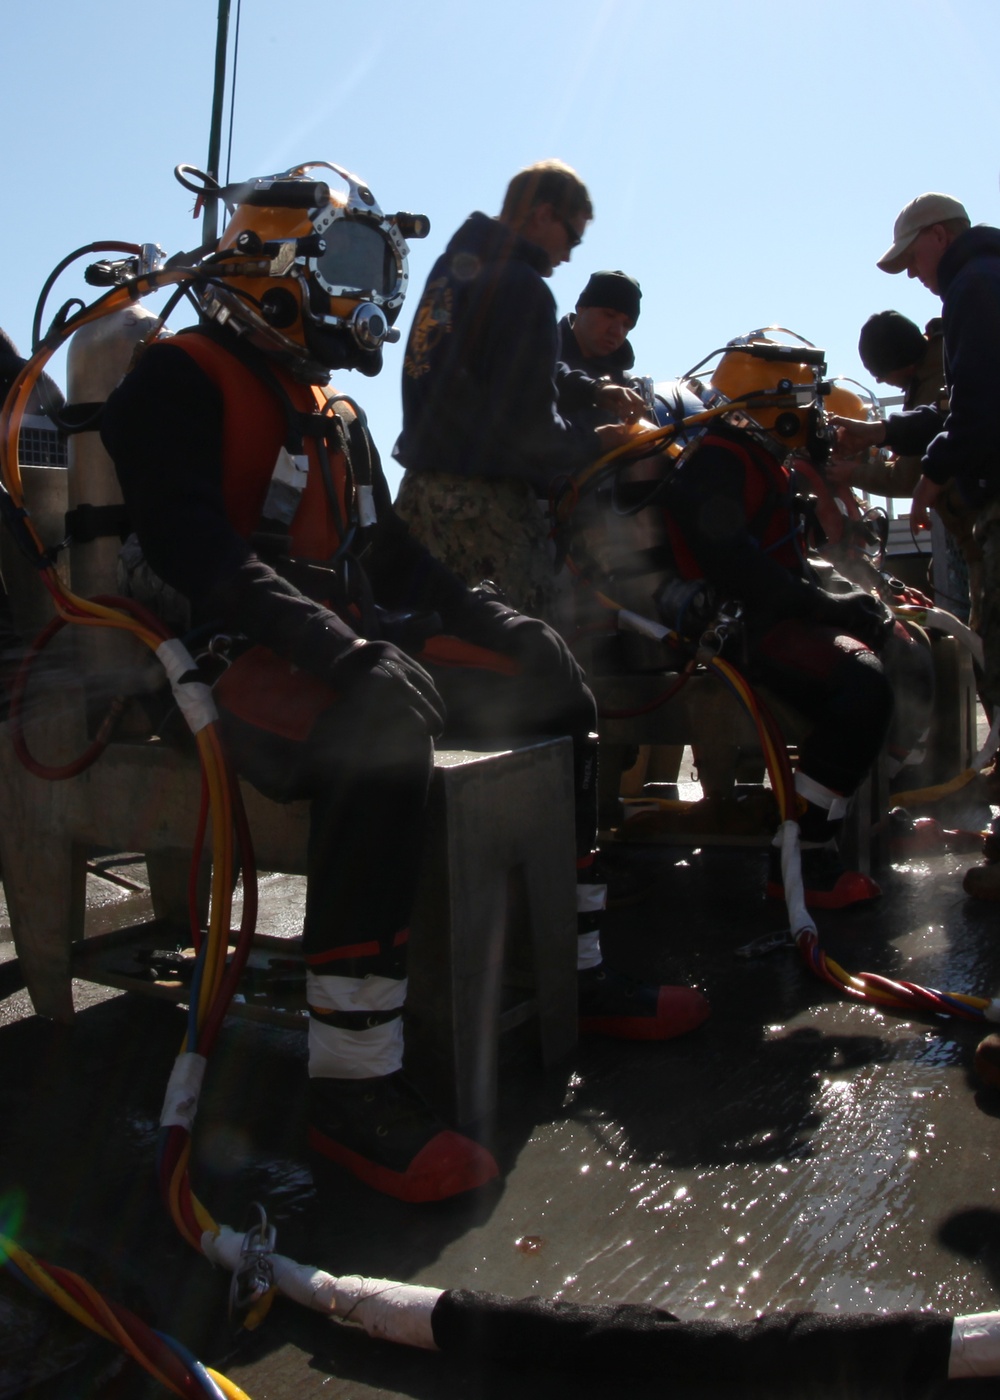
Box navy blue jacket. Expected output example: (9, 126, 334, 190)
(883, 225, 1000, 506)
(556, 313, 638, 431)
(556, 313, 636, 383)
(394, 213, 601, 492)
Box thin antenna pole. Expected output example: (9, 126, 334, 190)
(224, 0, 242, 187)
(203, 0, 232, 246)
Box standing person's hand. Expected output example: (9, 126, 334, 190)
(595, 382, 645, 423)
(593, 422, 633, 452)
(831, 417, 886, 453)
(910, 473, 943, 531)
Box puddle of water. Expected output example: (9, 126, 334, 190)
(418, 1040, 999, 1322)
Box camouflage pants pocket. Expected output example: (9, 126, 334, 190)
(395, 471, 556, 619)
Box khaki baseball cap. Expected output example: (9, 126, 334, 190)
(877, 192, 969, 272)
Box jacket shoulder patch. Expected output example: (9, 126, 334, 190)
(404, 278, 453, 380)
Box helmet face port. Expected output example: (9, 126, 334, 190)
(310, 216, 401, 302)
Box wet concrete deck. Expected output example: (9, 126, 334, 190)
(2, 771, 1000, 1398)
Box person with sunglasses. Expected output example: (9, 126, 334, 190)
(394, 159, 642, 621)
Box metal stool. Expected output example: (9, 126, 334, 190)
(0, 717, 578, 1127)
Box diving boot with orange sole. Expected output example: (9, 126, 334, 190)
(308, 1071, 499, 1203)
(766, 845, 881, 911)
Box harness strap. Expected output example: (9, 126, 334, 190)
(185, 324, 388, 640)
(64, 502, 130, 543)
(188, 324, 360, 551)
(701, 430, 800, 557)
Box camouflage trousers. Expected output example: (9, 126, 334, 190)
(975, 497, 1000, 708)
(395, 470, 557, 620)
(935, 482, 981, 628)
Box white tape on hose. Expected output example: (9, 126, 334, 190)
(160, 1052, 207, 1131)
(898, 605, 984, 669)
(156, 638, 218, 733)
(323, 1274, 443, 1347)
(616, 609, 672, 642)
(950, 1312, 1000, 1378)
(972, 712, 1000, 774)
(775, 819, 817, 939)
(201, 1228, 443, 1349)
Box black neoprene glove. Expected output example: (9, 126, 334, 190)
(329, 638, 446, 736)
(811, 589, 891, 653)
(446, 592, 522, 646)
(443, 588, 585, 685)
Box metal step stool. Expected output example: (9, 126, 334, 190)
(0, 709, 578, 1128)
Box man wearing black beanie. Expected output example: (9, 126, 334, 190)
(558, 270, 642, 384)
(830, 309, 975, 623)
(858, 308, 927, 382)
(830, 310, 947, 504)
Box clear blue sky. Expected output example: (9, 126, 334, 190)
(4, 0, 998, 497)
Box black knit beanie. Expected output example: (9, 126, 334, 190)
(577, 270, 642, 326)
(858, 310, 925, 377)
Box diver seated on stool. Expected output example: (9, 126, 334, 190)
(659, 337, 900, 911)
(99, 158, 709, 1207)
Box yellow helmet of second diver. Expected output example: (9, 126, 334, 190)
(710, 337, 824, 454)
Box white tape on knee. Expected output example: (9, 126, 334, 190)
(576, 882, 607, 914)
(576, 930, 602, 970)
(309, 1018, 404, 1079)
(794, 770, 850, 821)
(306, 972, 407, 1012)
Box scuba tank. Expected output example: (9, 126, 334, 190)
(66, 304, 161, 715)
(67, 304, 158, 600)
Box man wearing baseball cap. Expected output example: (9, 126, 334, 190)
(874, 192, 972, 278)
(835, 192, 1000, 900)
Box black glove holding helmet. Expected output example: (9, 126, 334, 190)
(810, 587, 892, 653)
(204, 561, 448, 736)
(328, 638, 446, 736)
(441, 583, 588, 692)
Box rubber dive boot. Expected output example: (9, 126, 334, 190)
(766, 844, 881, 911)
(308, 1071, 499, 1202)
(578, 965, 709, 1041)
(888, 807, 946, 857)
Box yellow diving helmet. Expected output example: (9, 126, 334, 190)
(184, 160, 429, 381)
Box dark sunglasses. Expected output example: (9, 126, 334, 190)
(559, 216, 583, 251)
